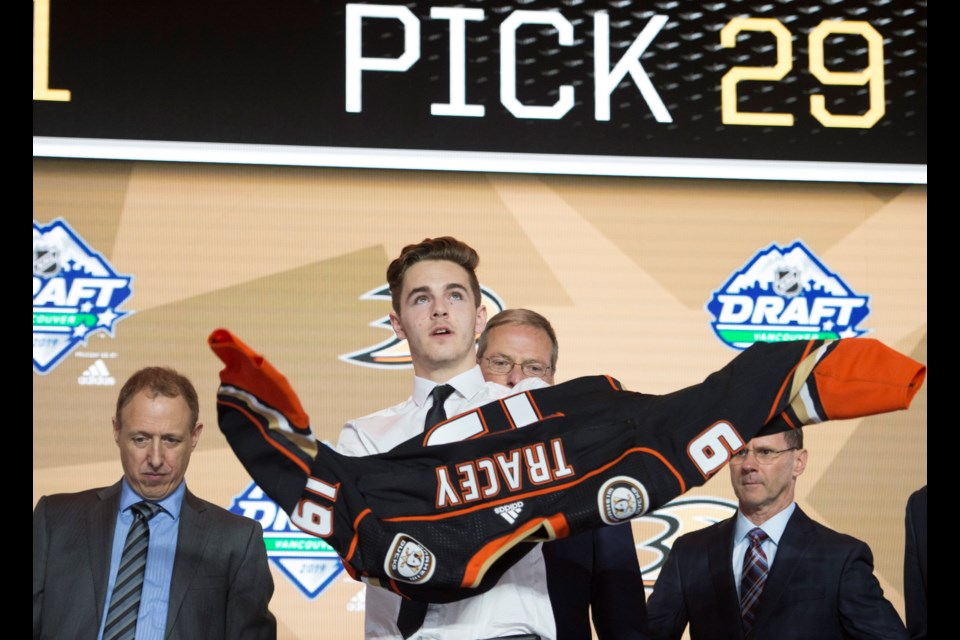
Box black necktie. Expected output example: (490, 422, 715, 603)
(396, 384, 456, 638)
(423, 384, 454, 431)
(103, 500, 163, 640)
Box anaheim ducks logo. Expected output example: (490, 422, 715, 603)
(339, 284, 506, 368)
(385, 534, 436, 584)
(632, 495, 737, 592)
(598, 476, 649, 524)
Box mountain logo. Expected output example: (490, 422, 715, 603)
(705, 240, 870, 350)
(228, 482, 344, 600)
(33, 218, 134, 375)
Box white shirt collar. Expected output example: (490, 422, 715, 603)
(734, 501, 796, 546)
(412, 365, 487, 407)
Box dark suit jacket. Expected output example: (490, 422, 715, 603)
(544, 523, 650, 639)
(33, 480, 276, 640)
(646, 506, 906, 640)
(904, 486, 927, 640)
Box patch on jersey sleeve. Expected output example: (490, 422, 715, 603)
(386, 534, 436, 584)
(598, 476, 650, 524)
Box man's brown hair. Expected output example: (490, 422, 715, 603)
(477, 308, 559, 370)
(782, 427, 804, 450)
(115, 366, 200, 429)
(386, 237, 482, 313)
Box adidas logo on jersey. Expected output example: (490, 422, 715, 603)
(78, 359, 116, 386)
(494, 501, 524, 524)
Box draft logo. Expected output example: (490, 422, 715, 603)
(229, 483, 344, 599)
(706, 241, 870, 350)
(340, 284, 506, 368)
(33, 219, 134, 375)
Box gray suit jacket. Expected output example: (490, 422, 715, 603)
(33, 480, 276, 640)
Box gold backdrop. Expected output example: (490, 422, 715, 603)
(34, 159, 927, 639)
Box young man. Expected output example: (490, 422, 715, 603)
(336, 238, 556, 640)
(477, 308, 650, 640)
(646, 428, 907, 640)
(33, 366, 276, 640)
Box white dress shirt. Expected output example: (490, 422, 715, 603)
(337, 365, 556, 640)
(731, 502, 796, 595)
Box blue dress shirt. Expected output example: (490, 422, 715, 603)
(98, 479, 185, 640)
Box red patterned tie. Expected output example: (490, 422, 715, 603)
(740, 527, 769, 635)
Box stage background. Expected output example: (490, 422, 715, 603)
(35, 0, 926, 636)
(33, 158, 926, 639)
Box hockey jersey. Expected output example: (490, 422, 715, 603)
(209, 328, 925, 603)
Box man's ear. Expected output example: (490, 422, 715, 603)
(474, 305, 488, 337)
(389, 312, 407, 341)
(793, 448, 808, 479)
(191, 422, 204, 449)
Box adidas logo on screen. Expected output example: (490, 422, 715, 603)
(77, 359, 116, 386)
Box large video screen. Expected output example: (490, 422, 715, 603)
(34, 0, 925, 183)
(34, 2, 926, 638)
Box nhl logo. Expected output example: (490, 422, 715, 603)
(598, 476, 649, 525)
(773, 265, 802, 298)
(33, 241, 60, 277)
(385, 534, 436, 584)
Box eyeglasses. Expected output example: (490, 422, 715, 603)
(480, 356, 552, 379)
(729, 447, 798, 465)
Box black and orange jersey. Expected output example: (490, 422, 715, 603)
(210, 329, 925, 604)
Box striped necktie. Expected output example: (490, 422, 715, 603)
(103, 500, 163, 640)
(740, 527, 770, 636)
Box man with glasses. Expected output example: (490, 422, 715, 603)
(477, 308, 649, 640)
(646, 428, 907, 640)
(476, 309, 557, 389)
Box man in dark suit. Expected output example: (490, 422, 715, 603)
(904, 485, 927, 640)
(646, 427, 906, 640)
(33, 366, 276, 640)
(477, 308, 649, 640)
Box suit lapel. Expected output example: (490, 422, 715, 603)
(165, 489, 211, 638)
(90, 481, 122, 624)
(707, 517, 746, 639)
(750, 507, 815, 632)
